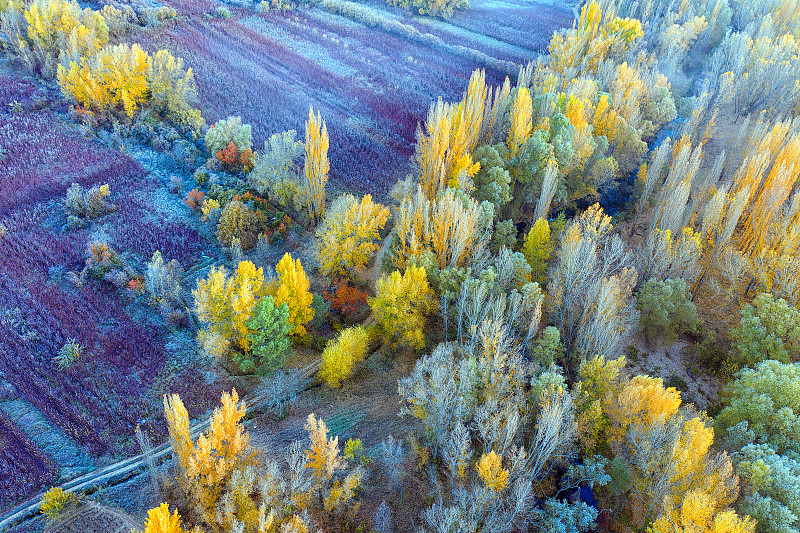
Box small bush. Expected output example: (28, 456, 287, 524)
(54, 338, 83, 370)
(214, 5, 231, 17)
(39, 487, 81, 522)
(64, 182, 113, 220)
(85, 242, 121, 278)
(387, 0, 468, 19)
(145, 250, 183, 306)
(319, 325, 369, 387)
(217, 200, 257, 249)
(205, 116, 252, 160)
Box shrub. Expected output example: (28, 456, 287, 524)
(240, 296, 291, 373)
(214, 5, 231, 17)
(54, 338, 83, 370)
(85, 241, 121, 278)
(387, 0, 468, 19)
(205, 116, 252, 160)
(316, 193, 390, 278)
(193, 261, 265, 357)
(146, 49, 204, 133)
(319, 325, 369, 387)
(322, 279, 369, 319)
(145, 250, 183, 306)
(39, 487, 80, 522)
(1, 0, 108, 78)
(216, 200, 257, 249)
(370, 265, 437, 349)
(266, 253, 314, 336)
(63, 182, 113, 220)
(731, 293, 800, 366)
(636, 278, 700, 344)
(530, 326, 563, 367)
(57, 43, 149, 118)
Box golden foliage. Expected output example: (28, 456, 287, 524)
(304, 413, 341, 487)
(266, 253, 314, 336)
(415, 69, 487, 198)
(304, 105, 329, 223)
(370, 265, 437, 349)
(164, 389, 251, 526)
(649, 490, 756, 533)
(394, 185, 490, 269)
(316, 194, 390, 278)
(193, 261, 265, 356)
(57, 43, 148, 117)
(522, 218, 552, 284)
(603, 375, 681, 448)
(507, 87, 532, 159)
(319, 325, 370, 387)
(140, 503, 186, 533)
(476, 450, 509, 492)
(39, 487, 79, 522)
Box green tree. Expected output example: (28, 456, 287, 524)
(735, 444, 800, 533)
(636, 278, 700, 344)
(239, 296, 291, 374)
(530, 326, 564, 367)
(716, 360, 800, 456)
(731, 293, 800, 366)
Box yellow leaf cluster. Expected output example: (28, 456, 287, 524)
(522, 218, 552, 284)
(394, 186, 490, 269)
(193, 261, 265, 355)
(164, 389, 251, 525)
(57, 43, 148, 117)
(141, 503, 186, 533)
(548, 0, 643, 80)
(304, 105, 329, 223)
(266, 253, 314, 336)
(319, 325, 370, 388)
(416, 69, 488, 198)
(649, 490, 756, 533)
(370, 265, 437, 349)
(316, 194, 390, 278)
(603, 375, 681, 448)
(507, 87, 532, 159)
(304, 413, 341, 487)
(476, 450, 509, 492)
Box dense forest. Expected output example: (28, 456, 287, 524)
(1, 0, 799, 531)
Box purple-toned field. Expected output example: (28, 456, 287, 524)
(134, 0, 572, 197)
(0, 73, 225, 512)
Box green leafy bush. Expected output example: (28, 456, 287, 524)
(731, 293, 800, 366)
(636, 278, 700, 344)
(217, 200, 257, 249)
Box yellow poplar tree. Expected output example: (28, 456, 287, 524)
(476, 451, 509, 492)
(140, 503, 186, 533)
(193, 260, 265, 356)
(267, 253, 314, 336)
(316, 194, 390, 278)
(522, 218, 552, 284)
(319, 326, 370, 387)
(649, 490, 756, 533)
(369, 266, 437, 349)
(57, 43, 149, 117)
(508, 87, 533, 159)
(304, 105, 329, 223)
